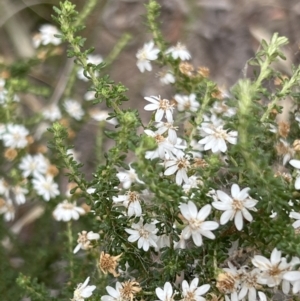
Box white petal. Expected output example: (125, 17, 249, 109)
(231, 184, 240, 198)
(197, 204, 211, 220)
(182, 226, 192, 239)
(295, 177, 300, 190)
(195, 284, 210, 296)
(220, 210, 234, 224)
(212, 201, 231, 211)
(164, 165, 178, 176)
(217, 190, 232, 203)
(290, 159, 300, 169)
(241, 208, 253, 222)
(106, 286, 119, 298)
(144, 103, 159, 111)
(164, 282, 173, 298)
(188, 201, 198, 219)
(238, 286, 248, 300)
(190, 278, 199, 291)
(182, 280, 189, 294)
(201, 221, 219, 231)
(234, 211, 243, 230)
(258, 292, 267, 301)
(192, 232, 203, 246)
(270, 248, 281, 265)
(155, 288, 165, 301)
(73, 243, 82, 254)
(283, 271, 300, 281)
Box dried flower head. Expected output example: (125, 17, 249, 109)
(207, 293, 224, 301)
(0, 197, 6, 208)
(211, 89, 223, 100)
(47, 164, 59, 177)
(4, 148, 18, 161)
(120, 280, 141, 301)
(216, 272, 237, 294)
(99, 252, 122, 277)
(179, 62, 194, 77)
(278, 121, 290, 138)
(193, 158, 208, 168)
(274, 171, 292, 183)
(274, 75, 288, 86)
(275, 139, 294, 165)
(197, 66, 210, 78)
(293, 140, 300, 152)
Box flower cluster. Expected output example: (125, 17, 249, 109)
(3, 2, 300, 301)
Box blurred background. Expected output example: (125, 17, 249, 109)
(2, 0, 300, 87)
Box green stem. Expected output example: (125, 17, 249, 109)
(96, 121, 105, 164)
(74, 0, 98, 27)
(261, 66, 300, 122)
(146, 1, 167, 55)
(67, 221, 74, 279)
(188, 83, 210, 143)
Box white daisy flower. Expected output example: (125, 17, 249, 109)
(156, 282, 174, 301)
(73, 231, 100, 254)
(218, 263, 240, 301)
(19, 153, 48, 178)
(212, 184, 258, 231)
(32, 174, 59, 201)
(77, 54, 103, 81)
(198, 122, 238, 153)
(212, 101, 236, 117)
(164, 154, 190, 186)
(252, 248, 291, 290)
(43, 105, 62, 122)
(182, 278, 210, 301)
(84, 91, 96, 101)
(89, 109, 118, 125)
(117, 165, 144, 189)
(144, 95, 175, 122)
(0, 178, 9, 197)
(12, 185, 28, 205)
(238, 267, 266, 301)
(33, 24, 62, 48)
(144, 130, 185, 161)
(166, 42, 191, 60)
(289, 159, 300, 189)
(64, 99, 84, 120)
(101, 282, 122, 301)
(72, 276, 96, 301)
(125, 219, 158, 251)
(179, 201, 219, 246)
(136, 41, 160, 73)
(155, 121, 178, 145)
(0, 198, 15, 221)
(53, 200, 85, 222)
(183, 176, 202, 194)
(174, 94, 200, 112)
(113, 191, 142, 217)
(2, 124, 29, 149)
(144, 129, 177, 160)
(157, 70, 175, 85)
